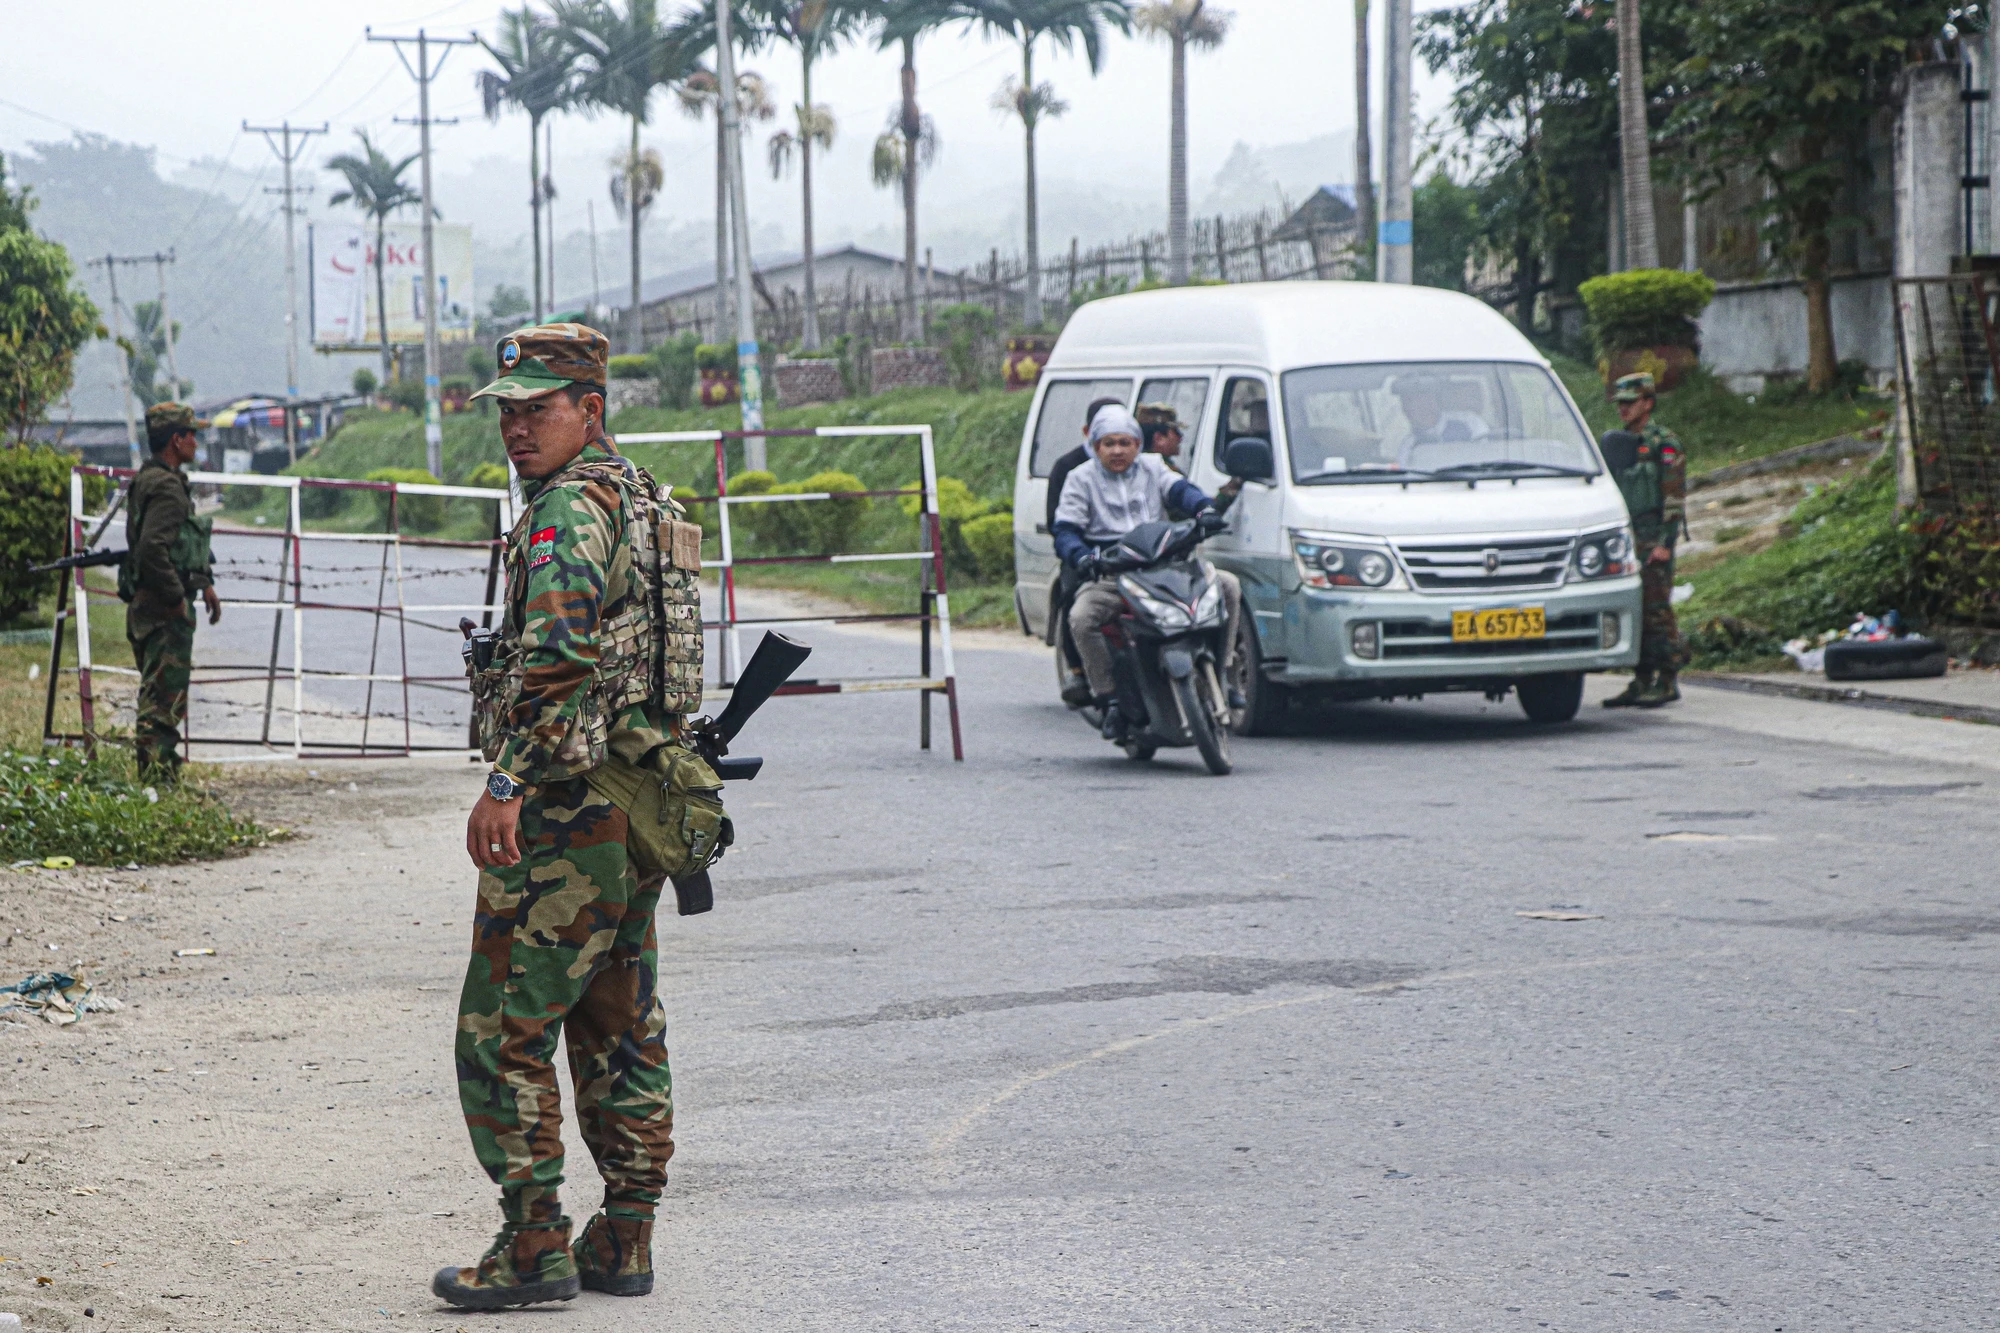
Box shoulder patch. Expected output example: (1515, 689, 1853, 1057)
(528, 525, 558, 569)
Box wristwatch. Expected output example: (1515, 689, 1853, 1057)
(486, 770, 524, 802)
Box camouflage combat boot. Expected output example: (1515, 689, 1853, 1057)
(1601, 670, 1652, 708)
(1636, 670, 1681, 709)
(433, 1214, 580, 1311)
(572, 1210, 655, 1297)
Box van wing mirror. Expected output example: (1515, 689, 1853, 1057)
(1223, 437, 1275, 482)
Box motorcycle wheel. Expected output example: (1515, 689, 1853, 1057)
(1174, 669, 1233, 776)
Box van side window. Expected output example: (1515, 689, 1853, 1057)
(1030, 378, 1132, 476)
(1214, 377, 1272, 467)
(1136, 377, 1211, 448)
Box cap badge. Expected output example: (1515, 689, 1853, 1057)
(500, 339, 521, 369)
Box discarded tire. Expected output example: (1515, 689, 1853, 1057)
(1823, 637, 1948, 681)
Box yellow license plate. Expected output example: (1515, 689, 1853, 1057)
(1452, 607, 1546, 642)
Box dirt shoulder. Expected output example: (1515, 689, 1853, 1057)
(0, 757, 487, 1333)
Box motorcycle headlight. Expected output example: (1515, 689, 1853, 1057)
(1193, 581, 1223, 627)
(1292, 535, 1406, 591)
(1119, 575, 1192, 630)
(1572, 526, 1636, 580)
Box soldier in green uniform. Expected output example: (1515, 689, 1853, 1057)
(120, 402, 220, 781)
(437, 324, 713, 1311)
(1601, 372, 1688, 708)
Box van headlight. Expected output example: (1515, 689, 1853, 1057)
(1572, 526, 1635, 580)
(1292, 533, 1407, 591)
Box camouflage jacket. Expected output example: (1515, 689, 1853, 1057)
(486, 440, 700, 785)
(1611, 421, 1687, 550)
(124, 458, 213, 639)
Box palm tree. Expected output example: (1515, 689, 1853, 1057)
(959, 0, 1133, 328)
(477, 7, 581, 325)
(675, 66, 775, 341)
(759, 2, 865, 351)
(1134, 1, 1229, 286)
(1353, 0, 1373, 278)
(607, 145, 665, 330)
(558, 0, 695, 351)
(875, 0, 954, 341)
(326, 130, 422, 383)
(1614, 0, 1658, 269)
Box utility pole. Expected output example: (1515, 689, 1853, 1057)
(149, 250, 181, 402)
(87, 256, 140, 468)
(245, 120, 327, 462)
(1377, 0, 1413, 284)
(588, 199, 602, 322)
(369, 27, 474, 479)
(714, 0, 766, 471)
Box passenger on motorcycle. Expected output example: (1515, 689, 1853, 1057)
(1049, 395, 1130, 706)
(1053, 404, 1245, 736)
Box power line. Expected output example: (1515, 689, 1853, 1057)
(245, 120, 329, 463)
(84, 253, 174, 467)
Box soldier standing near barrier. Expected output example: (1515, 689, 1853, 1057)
(438, 323, 715, 1311)
(1601, 371, 1688, 708)
(119, 402, 219, 781)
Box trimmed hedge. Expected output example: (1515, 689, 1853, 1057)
(364, 467, 445, 532)
(1576, 268, 1717, 356)
(0, 445, 108, 625)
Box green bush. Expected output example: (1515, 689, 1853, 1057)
(299, 481, 346, 520)
(0, 445, 108, 625)
(654, 333, 699, 409)
(735, 470, 867, 555)
(900, 476, 997, 578)
(351, 367, 379, 397)
(382, 377, 427, 413)
(932, 304, 996, 392)
(441, 374, 475, 397)
(608, 354, 654, 380)
(464, 461, 510, 492)
(961, 511, 1016, 581)
(0, 746, 267, 864)
(464, 346, 494, 387)
(364, 467, 445, 532)
(1576, 268, 1717, 356)
(694, 343, 738, 374)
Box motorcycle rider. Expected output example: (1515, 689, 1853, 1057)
(1053, 404, 1244, 738)
(1049, 395, 1129, 707)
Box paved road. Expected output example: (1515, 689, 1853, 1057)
(5, 615, 1997, 1331)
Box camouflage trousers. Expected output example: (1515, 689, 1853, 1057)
(1639, 554, 1687, 674)
(455, 775, 676, 1225)
(127, 614, 192, 779)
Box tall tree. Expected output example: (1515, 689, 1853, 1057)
(675, 66, 775, 341)
(559, 0, 694, 352)
(1353, 0, 1375, 278)
(1669, 0, 1957, 392)
(477, 7, 582, 325)
(325, 130, 422, 383)
(960, 0, 1134, 328)
(875, 1, 955, 341)
(1135, 2, 1231, 286)
(1613, 0, 1658, 269)
(0, 156, 102, 441)
(124, 300, 184, 406)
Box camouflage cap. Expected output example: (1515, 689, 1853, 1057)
(1612, 371, 1656, 403)
(144, 401, 207, 434)
(1135, 402, 1183, 430)
(471, 322, 610, 401)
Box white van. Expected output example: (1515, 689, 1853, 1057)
(1012, 282, 1643, 728)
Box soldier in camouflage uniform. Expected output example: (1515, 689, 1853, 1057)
(1601, 372, 1688, 709)
(120, 402, 220, 781)
(439, 324, 708, 1311)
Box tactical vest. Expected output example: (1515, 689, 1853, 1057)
(117, 475, 213, 605)
(471, 452, 704, 771)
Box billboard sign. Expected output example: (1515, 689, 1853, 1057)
(310, 222, 474, 349)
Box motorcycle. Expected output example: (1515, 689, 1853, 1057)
(1070, 511, 1235, 776)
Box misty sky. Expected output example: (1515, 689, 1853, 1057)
(4, 0, 1459, 272)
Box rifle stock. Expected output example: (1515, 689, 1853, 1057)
(693, 631, 811, 779)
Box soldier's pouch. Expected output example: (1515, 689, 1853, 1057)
(468, 646, 523, 763)
(584, 746, 731, 889)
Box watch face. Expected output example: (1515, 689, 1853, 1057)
(487, 772, 517, 800)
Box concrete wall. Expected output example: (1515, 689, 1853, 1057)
(1697, 273, 1897, 393)
(1896, 62, 1966, 279)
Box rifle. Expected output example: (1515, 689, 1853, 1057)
(28, 548, 124, 576)
(688, 631, 813, 782)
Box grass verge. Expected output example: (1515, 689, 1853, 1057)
(0, 746, 270, 865)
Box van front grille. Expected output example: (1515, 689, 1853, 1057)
(1394, 536, 1574, 592)
(1379, 612, 1602, 660)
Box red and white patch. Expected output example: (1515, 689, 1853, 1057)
(527, 525, 558, 569)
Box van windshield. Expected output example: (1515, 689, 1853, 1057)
(1279, 361, 1599, 484)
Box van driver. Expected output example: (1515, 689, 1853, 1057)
(1394, 375, 1490, 467)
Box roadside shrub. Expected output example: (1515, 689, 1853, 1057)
(464, 461, 510, 492)
(1684, 614, 1783, 670)
(961, 511, 1016, 581)
(382, 377, 427, 413)
(0, 746, 267, 864)
(1577, 268, 1716, 357)
(351, 367, 379, 396)
(0, 445, 108, 625)
(694, 343, 738, 374)
(931, 304, 996, 392)
(654, 332, 699, 409)
(758, 471, 869, 555)
(900, 476, 997, 578)
(608, 354, 654, 380)
(298, 482, 347, 520)
(364, 466, 444, 532)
